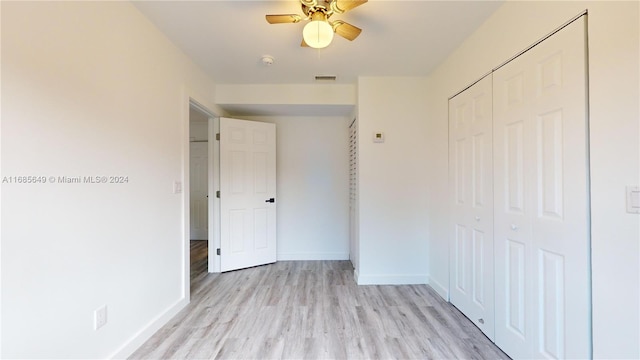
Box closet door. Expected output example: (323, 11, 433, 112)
(349, 119, 358, 269)
(449, 75, 494, 339)
(493, 17, 589, 359)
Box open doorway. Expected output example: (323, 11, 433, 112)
(189, 105, 210, 289)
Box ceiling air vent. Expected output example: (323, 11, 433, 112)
(315, 75, 337, 82)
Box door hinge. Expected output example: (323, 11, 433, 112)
(216, 190, 220, 198)
(216, 248, 221, 256)
(216, 133, 220, 141)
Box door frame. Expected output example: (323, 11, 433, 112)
(207, 114, 221, 274)
(184, 98, 221, 302)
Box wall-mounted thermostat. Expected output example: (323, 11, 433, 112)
(373, 132, 385, 143)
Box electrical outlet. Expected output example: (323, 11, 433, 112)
(627, 186, 640, 214)
(94, 305, 107, 330)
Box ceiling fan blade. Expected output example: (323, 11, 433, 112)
(332, 21, 362, 41)
(265, 14, 302, 24)
(331, 0, 367, 14)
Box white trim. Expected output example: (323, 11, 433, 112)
(208, 117, 222, 273)
(182, 94, 191, 303)
(277, 252, 350, 261)
(427, 275, 449, 301)
(109, 298, 188, 359)
(189, 99, 216, 119)
(355, 274, 428, 285)
(185, 100, 221, 293)
(207, 118, 214, 273)
(0, 2, 3, 353)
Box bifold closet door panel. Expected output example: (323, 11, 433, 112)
(449, 75, 494, 340)
(493, 17, 589, 359)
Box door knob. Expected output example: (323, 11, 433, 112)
(265, 198, 275, 203)
(475, 216, 480, 221)
(511, 224, 518, 231)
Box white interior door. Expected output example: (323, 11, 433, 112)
(220, 117, 276, 272)
(493, 17, 589, 359)
(449, 75, 495, 340)
(190, 142, 208, 240)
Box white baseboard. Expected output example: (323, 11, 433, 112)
(355, 273, 428, 285)
(427, 275, 449, 300)
(110, 297, 189, 359)
(277, 252, 350, 261)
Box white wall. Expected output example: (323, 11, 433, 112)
(216, 84, 356, 116)
(189, 122, 208, 141)
(356, 77, 430, 284)
(189, 108, 209, 141)
(424, 2, 639, 358)
(1, 2, 221, 358)
(244, 116, 350, 260)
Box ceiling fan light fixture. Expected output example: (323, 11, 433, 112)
(302, 19, 334, 49)
(265, 0, 367, 48)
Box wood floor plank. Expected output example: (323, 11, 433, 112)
(129, 261, 509, 360)
(214, 338, 249, 360)
(343, 337, 368, 360)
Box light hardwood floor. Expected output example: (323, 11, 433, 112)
(130, 261, 508, 359)
(190, 240, 208, 288)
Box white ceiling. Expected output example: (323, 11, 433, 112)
(135, 1, 503, 117)
(133, 0, 504, 86)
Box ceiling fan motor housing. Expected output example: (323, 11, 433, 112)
(301, 0, 333, 18)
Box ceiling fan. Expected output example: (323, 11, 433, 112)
(266, 0, 367, 49)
